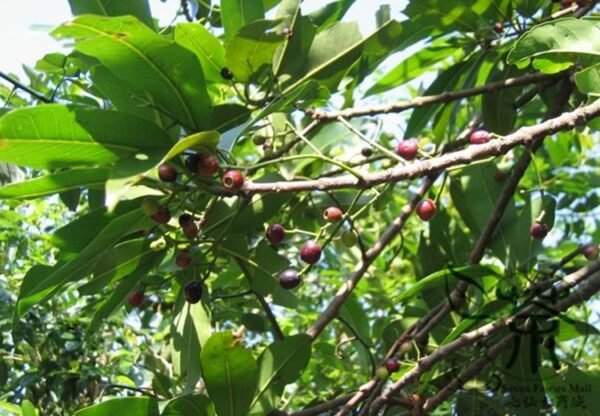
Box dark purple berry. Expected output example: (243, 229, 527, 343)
(266, 224, 285, 245)
(279, 269, 301, 289)
(184, 281, 203, 304)
(300, 240, 322, 264)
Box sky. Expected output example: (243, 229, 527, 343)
(0, 0, 407, 77)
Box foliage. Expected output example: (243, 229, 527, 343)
(0, 0, 599, 415)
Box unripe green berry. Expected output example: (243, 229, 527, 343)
(341, 230, 358, 247)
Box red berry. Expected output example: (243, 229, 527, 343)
(266, 224, 285, 245)
(198, 154, 220, 176)
(396, 139, 419, 160)
(560, 0, 574, 8)
(323, 206, 343, 223)
(176, 252, 193, 268)
(128, 290, 145, 307)
(150, 206, 171, 224)
(222, 170, 244, 191)
(182, 222, 199, 239)
(279, 269, 300, 289)
(383, 358, 400, 373)
(158, 163, 178, 182)
(494, 22, 504, 34)
(529, 222, 549, 240)
(470, 130, 491, 145)
(582, 244, 599, 260)
(416, 199, 437, 221)
(300, 240, 322, 264)
(184, 281, 203, 304)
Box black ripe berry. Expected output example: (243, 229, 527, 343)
(178, 214, 198, 238)
(158, 163, 178, 182)
(300, 240, 322, 264)
(185, 153, 200, 174)
(361, 147, 373, 157)
(184, 281, 203, 304)
(220, 67, 234, 80)
(266, 224, 285, 245)
(279, 269, 301, 289)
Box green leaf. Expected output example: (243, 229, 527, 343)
(365, 39, 457, 97)
(482, 64, 526, 135)
(68, 0, 154, 29)
(162, 131, 220, 162)
(249, 242, 298, 308)
(250, 334, 312, 414)
(308, 0, 356, 30)
(396, 265, 497, 302)
(404, 60, 470, 139)
(0, 105, 170, 169)
(0, 401, 21, 415)
(0, 168, 109, 199)
(507, 17, 600, 73)
(20, 401, 37, 416)
(17, 208, 151, 317)
(225, 20, 284, 82)
(514, 0, 546, 17)
(200, 331, 258, 416)
(574, 63, 600, 96)
(53, 15, 212, 131)
(74, 397, 159, 416)
(221, 0, 265, 40)
(161, 394, 214, 416)
(174, 23, 226, 85)
(340, 294, 371, 344)
(541, 365, 600, 416)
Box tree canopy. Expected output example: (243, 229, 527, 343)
(0, 0, 600, 415)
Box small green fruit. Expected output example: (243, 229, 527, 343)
(341, 230, 358, 247)
(141, 198, 160, 216)
(376, 367, 389, 379)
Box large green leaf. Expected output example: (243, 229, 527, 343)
(68, 0, 154, 29)
(174, 23, 226, 85)
(16, 207, 152, 317)
(0, 168, 110, 199)
(0, 105, 170, 169)
(482, 64, 526, 134)
(161, 394, 215, 416)
(53, 16, 212, 132)
(250, 334, 312, 414)
(507, 17, 600, 74)
(221, 0, 265, 40)
(200, 331, 258, 416)
(74, 397, 159, 416)
(308, 0, 356, 30)
(225, 20, 284, 82)
(541, 365, 600, 416)
(365, 39, 457, 97)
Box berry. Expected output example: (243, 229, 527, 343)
(158, 163, 178, 182)
(182, 222, 199, 239)
(150, 206, 171, 224)
(582, 244, 599, 261)
(198, 154, 220, 176)
(341, 230, 358, 247)
(266, 224, 285, 245)
(416, 199, 437, 221)
(470, 130, 491, 145)
(300, 240, 322, 264)
(253, 135, 267, 146)
(396, 139, 419, 160)
(361, 147, 373, 157)
(141, 198, 160, 216)
(220, 67, 234, 80)
(376, 367, 389, 379)
(184, 281, 203, 304)
(529, 222, 549, 240)
(176, 252, 193, 268)
(560, 0, 574, 8)
(279, 269, 301, 289)
(185, 153, 200, 173)
(178, 214, 193, 226)
(222, 170, 244, 191)
(383, 358, 400, 373)
(323, 206, 343, 223)
(128, 290, 145, 307)
(494, 22, 504, 34)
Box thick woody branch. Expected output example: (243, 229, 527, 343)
(237, 98, 600, 195)
(372, 260, 600, 410)
(422, 268, 600, 413)
(307, 72, 557, 121)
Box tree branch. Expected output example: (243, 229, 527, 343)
(232, 98, 600, 195)
(0, 70, 52, 103)
(307, 72, 558, 121)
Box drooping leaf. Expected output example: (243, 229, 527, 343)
(200, 331, 258, 416)
(174, 23, 226, 84)
(73, 397, 159, 416)
(482, 64, 526, 134)
(161, 394, 215, 416)
(68, 0, 154, 29)
(221, 0, 265, 40)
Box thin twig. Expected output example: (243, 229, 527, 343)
(0, 70, 51, 103)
